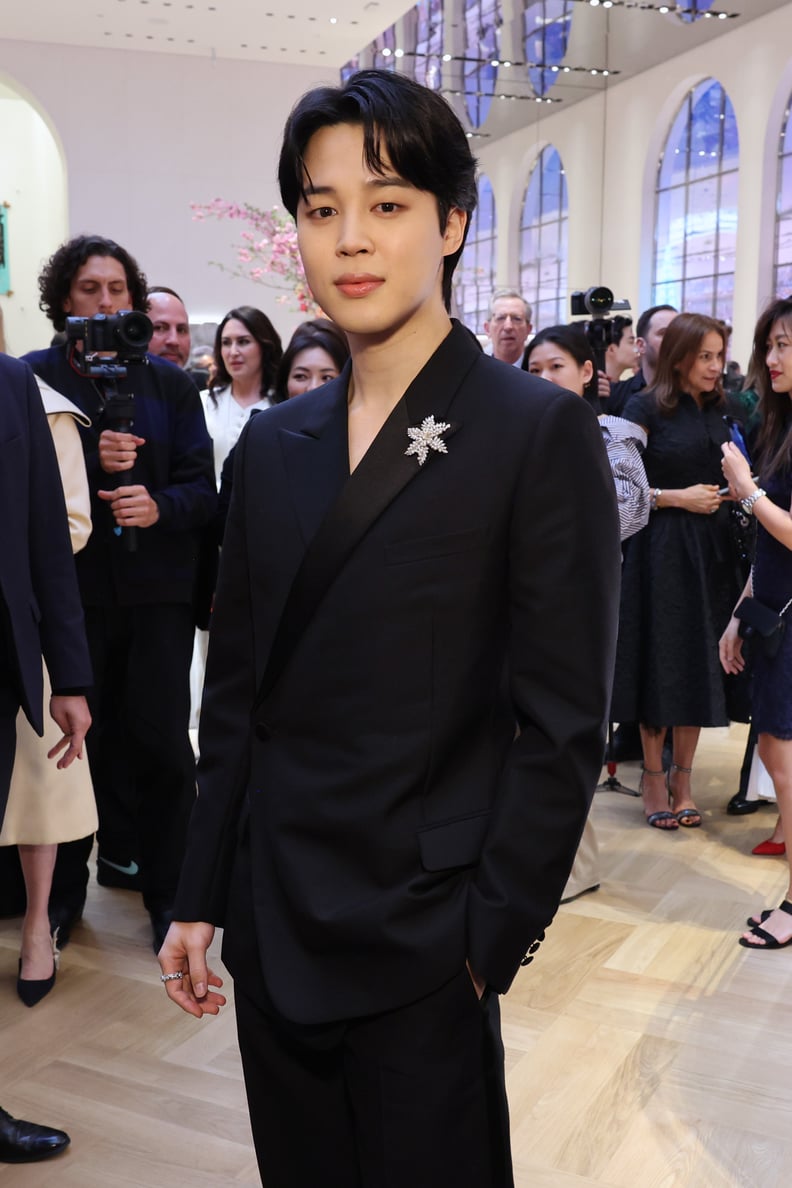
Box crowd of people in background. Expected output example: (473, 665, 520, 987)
(2, 225, 792, 1162)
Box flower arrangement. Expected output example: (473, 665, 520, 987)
(191, 199, 319, 315)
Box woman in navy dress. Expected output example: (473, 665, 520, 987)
(613, 313, 741, 830)
(721, 297, 792, 948)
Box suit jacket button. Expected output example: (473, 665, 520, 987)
(254, 722, 270, 741)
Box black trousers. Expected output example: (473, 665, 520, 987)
(51, 603, 196, 912)
(226, 844, 514, 1188)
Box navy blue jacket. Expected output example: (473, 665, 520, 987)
(0, 353, 92, 741)
(23, 346, 216, 609)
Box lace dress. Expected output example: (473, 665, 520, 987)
(612, 389, 742, 727)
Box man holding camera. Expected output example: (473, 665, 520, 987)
(23, 235, 216, 951)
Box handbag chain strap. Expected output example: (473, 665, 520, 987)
(750, 566, 792, 618)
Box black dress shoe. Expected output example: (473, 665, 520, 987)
(48, 896, 85, 949)
(149, 907, 173, 955)
(0, 1107, 70, 1163)
(727, 790, 763, 815)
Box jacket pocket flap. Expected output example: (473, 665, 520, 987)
(385, 528, 483, 566)
(417, 810, 491, 872)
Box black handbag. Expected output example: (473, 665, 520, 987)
(735, 595, 792, 659)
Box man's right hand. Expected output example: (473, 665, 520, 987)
(158, 921, 226, 1019)
(99, 430, 146, 473)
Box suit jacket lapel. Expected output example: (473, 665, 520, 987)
(278, 366, 351, 547)
(256, 322, 481, 709)
(327, 319, 481, 548)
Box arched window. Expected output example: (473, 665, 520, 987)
(454, 176, 496, 332)
(775, 95, 792, 295)
(414, 0, 444, 90)
(519, 147, 568, 329)
(522, 0, 573, 97)
(463, 0, 501, 129)
(653, 79, 739, 323)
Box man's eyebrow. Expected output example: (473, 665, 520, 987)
(302, 176, 415, 199)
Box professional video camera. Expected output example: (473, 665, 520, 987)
(65, 310, 154, 553)
(570, 287, 631, 373)
(64, 310, 152, 375)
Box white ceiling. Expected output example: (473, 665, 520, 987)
(0, 0, 416, 69)
(0, 0, 788, 116)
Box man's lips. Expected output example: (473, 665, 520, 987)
(334, 274, 384, 298)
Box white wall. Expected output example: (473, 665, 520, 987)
(0, 40, 334, 354)
(0, 86, 67, 355)
(477, 4, 792, 367)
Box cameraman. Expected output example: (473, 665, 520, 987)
(23, 235, 216, 952)
(603, 316, 638, 385)
(608, 304, 677, 416)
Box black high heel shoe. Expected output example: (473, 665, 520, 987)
(17, 930, 59, 1007)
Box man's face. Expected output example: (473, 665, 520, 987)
(638, 309, 677, 371)
(63, 255, 131, 318)
(611, 323, 637, 374)
(147, 292, 191, 367)
(484, 298, 531, 364)
(295, 122, 465, 342)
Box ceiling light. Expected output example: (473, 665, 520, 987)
(442, 52, 452, 61)
(394, 48, 404, 57)
(381, 47, 391, 56)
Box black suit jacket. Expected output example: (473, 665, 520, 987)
(22, 346, 216, 610)
(174, 323, 621, 1024)
(0, 354, 92, 810)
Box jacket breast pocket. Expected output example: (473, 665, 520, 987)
(385, 528, 484, 566)
(417, 809, 491, 872)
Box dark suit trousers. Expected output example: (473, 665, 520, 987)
(225, 843, 514, 1188)
(52, 604, 195, 912)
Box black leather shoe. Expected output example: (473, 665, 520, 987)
(47, 896, 85, 949)
(727, 790, 763, 815)
(0, 1107, 70, 1163)
(149, 907, 173, 955)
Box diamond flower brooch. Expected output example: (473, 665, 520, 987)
(405, 415, 451, 466)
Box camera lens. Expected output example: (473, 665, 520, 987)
(116, 311, 153, 351)
(586, 287, 614, 315)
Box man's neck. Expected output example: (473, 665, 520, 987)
(641, 361, 656, 388)
(346, 308, 453, 415)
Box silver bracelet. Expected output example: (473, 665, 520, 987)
(649, 487, 662, 511)
(740, 488, 766, 515)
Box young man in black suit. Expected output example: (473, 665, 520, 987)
(0, 352, 92, 1163)
(161, 71, 621, 1187)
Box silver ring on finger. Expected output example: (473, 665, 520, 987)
(160, 971, 184, 983)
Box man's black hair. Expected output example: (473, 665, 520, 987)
(636, 304, 677, 341)
(610, 314, 633, 345)
(278, 69, 478, 310)
(39, 235, 148, 331)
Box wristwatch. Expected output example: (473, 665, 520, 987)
(740, 488, 766, 515)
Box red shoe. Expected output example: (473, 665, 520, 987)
(751, 838, 786, 856)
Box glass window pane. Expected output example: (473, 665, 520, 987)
(519, 146, 568, 332)
(654, 80, 738, 323)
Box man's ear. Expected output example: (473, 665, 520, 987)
(635, 336, 646, 357)
(442, 207, 467, 257)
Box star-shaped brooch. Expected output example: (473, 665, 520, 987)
(405, 415, 451, 466)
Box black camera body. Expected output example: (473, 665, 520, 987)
(570, 287, 632, 373)
(65, 310, 152, 366)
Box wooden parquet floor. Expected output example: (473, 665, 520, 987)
(3, 722, 792, 1186)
